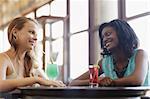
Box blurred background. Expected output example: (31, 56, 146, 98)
(0, 0, 150, 83)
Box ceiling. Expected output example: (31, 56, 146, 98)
(0, 0, 53, 28)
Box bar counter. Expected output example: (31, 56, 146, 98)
(1, 86, 150, 99)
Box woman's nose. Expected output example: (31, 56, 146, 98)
(33, 34, 37, 40)
(33, 35, 37, 41)
(103, 36, 109, 46)
(103, 37, 107, 45)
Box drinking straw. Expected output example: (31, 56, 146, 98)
(50, 57, 54, 64)
(94, 59, 100, 68)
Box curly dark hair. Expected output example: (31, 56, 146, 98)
(99, 19, 139, 58)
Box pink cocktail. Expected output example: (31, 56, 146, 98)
(89, 65, 99, 87)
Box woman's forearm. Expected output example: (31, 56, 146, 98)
(0, 77, 36, 92)
(69, 79, 89, 86)
(113, 76, 141, 86)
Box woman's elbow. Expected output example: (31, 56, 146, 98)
(130, 77, 144, 86)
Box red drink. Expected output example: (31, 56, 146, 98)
(89, 65, 99, 87)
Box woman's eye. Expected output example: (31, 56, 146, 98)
(106, 32, 111, 36)
(29, 31, 34, 34)
(102, 32, 111, 38)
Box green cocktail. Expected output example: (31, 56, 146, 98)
(46, 63, 59, 80)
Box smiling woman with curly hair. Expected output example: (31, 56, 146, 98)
(69, 19, 149, 86)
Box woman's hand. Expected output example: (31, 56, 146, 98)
(36, 77, 66, 87)
(98, 77, 114, 86)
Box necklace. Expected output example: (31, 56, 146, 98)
(113, 58, 129, 78)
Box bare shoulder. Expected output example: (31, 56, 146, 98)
(0, 52, 10, 66)
(0, 53, 7, 61)
(135, 49, 148, 61)
(136, 49, 148, 57)
(0, 53, 8, 73)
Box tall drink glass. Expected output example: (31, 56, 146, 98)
(46, 63, 59, 80)
(89, 65, 99, 87)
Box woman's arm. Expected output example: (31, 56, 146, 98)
(0, 77, 37, 92)
(69, 60, 103, 86)
(0, 76, 66, 92)
(113, 49, 149, 86)
(0, 55, 65, 92)
(30, 67, 49, 80)
(0, 55, 36, 92)
(68, 71, 89, 86)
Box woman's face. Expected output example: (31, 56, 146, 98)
(15, 21, 38, 50)
(101, 26, 119, 51)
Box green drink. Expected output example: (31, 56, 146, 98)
(46, 63, 59, 80)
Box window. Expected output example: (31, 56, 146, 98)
(50, 0, 67, 17)
(0, 30, 4, 52)
(45, 41, 50, 64)
(25, 12, 35, 18)
(101, 0, 118, 21)
(44, 20, 64, 67)
(69, 0, 89, 79)
(52, 21, 63, 38)
(70, 32, 89, 79)
(70, 0, 89, 33)
(52, 38, 63, 65)
(36, 4, 50, 17)
(3, 26, 10, 51)
(35, 3, 65, 69)
(126, 0, 150, 17)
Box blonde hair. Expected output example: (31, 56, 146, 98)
(8, 17, 39, 77)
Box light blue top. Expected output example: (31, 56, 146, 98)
(102, 49, 150, 86)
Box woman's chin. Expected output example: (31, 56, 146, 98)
(27, 46, 34, 51)
(106, 46, 113, 52)
(106, 46, 111, 50)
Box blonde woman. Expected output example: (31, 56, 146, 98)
(0, 17, 65, 92)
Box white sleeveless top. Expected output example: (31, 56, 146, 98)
(3, 53, 18, 79)
(3, 53, 48, 80)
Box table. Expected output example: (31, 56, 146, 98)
(0, 90, 21, 99)
(19, 86, 150, 99)
(1, 86, 150, 99)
